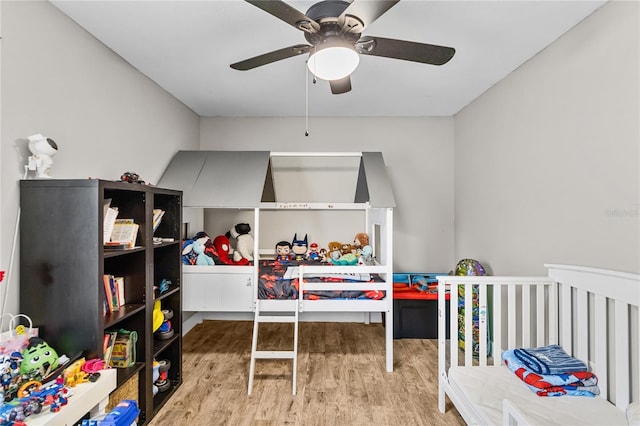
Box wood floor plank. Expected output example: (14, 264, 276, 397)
(149, 320, 464, 425)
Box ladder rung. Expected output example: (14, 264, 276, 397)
(254, 350, 295, 359)
(257, 315, 296, 323)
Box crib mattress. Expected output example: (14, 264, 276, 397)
(448, 365, 627, 425)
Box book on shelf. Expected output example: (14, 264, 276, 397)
(110, 220, 139, 249)
(153, 209, 165, 233)
(103, 330, 118, 366)
(103, 199, 119, 243)
(102, 274, 115, 314)
(114, 276, 125, 307)
(103, 274, 125, 313)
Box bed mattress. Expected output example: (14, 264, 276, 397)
(258, 259, 385, 300)
(448, 365, 627, 425)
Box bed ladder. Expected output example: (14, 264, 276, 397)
(247, 299, 299, 396)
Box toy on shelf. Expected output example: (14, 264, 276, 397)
(358, 245, 374, 265)
(192, 239, 214, 266)
(154, 359, 171, 393)
(212, 235, 248, 265)
(155, 307, 174, 341)
(306, 242, 321, 261)
(291, 234, 308, 261)
(275, 241, 293, 262)
(326, 242, 342, 263)
(91, 399, 139, 426)
(326, 241, 358, 265)
(226, 223, 254, 262)
(119, 172, 145, 185)
(20, 337, 59, 377)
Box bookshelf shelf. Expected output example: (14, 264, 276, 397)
(19, 179, 182, 425)
(104, 304, 146, 328)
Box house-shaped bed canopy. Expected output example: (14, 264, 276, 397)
(157, 151, 396, 379)
(157, 151, 395, 208)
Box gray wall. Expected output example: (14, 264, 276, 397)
(2, 0, 636, 327)
(0, 1, 200, 317)
(454, 0, 639, 275)
(200, 117, 455, 273)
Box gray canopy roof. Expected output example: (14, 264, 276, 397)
(157, 151, 395, 208)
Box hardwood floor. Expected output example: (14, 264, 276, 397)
(149, 320, 464, 425)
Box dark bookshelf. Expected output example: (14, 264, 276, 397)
(19, 179, 182, 425)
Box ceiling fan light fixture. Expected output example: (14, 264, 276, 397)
(307, 45, 359, 81)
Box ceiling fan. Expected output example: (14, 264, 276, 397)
(230, 0, 455, 94)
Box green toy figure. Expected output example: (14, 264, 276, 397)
(20, 337, 59, 376)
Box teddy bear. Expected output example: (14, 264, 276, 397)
(326, 241, 343, 263)
(225, 223, 254, 262)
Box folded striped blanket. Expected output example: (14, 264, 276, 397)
(512, 344, 587, 375)
(502, 346, 599, 397)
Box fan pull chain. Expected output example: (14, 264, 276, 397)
(305, 62, 309, 136)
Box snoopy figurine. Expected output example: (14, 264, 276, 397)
(26, 134, 58, 178)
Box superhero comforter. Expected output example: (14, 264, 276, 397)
(258, 259, 385, 300)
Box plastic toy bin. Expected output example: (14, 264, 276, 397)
(392, 273, 450, 339)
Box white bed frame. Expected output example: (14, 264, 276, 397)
(179, 152, 395, 375)
(437, 264, 639, 425)
(254, 203, 395, 373)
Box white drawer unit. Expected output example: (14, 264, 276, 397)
(183, 266, 254, 311)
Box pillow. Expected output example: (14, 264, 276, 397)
(627, 401, 639, 425)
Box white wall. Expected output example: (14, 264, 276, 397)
(0, 2, 200, 317)
(200, 117, 455, 273)
(454, 0, 639, 275)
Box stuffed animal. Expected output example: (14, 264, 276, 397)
(20, 337, 59, 376)
(213, 235, 248, 265)
(318, 248, 328, 263)
(193, 239, 214, 266)
(353, 233, 369, 255)
(340, 243, 355, 256)
(182, 232, 219, 265)
(326, 241, 342, 263)
(358, 245, 374, 265)
(226, 223, 254, 262)
(275, 240, 293, 262)
(331, 252, 358, 265)
(291, 234, 308, 261)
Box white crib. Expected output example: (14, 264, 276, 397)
(437, 264, 639, 425)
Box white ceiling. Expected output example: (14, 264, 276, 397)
(50, 0, 606, 117)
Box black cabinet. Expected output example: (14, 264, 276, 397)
(19, 179, 182, 424)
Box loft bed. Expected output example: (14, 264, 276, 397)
(157, 151, 395, 373)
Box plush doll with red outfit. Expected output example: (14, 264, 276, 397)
(213, 235, 248, 265)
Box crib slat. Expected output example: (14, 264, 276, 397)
(451, 283, 459, 368)
(576, 288, 589, 364)
(614, 300, 629, 409)
(522, 284, 531, 348)
(549, 282, 558, 344)
(508, 284, 516, 348)
(560, 283, 572, 353)
(493, 285, 502, 365)
(479, 284, 487, 366)
(465, 284, 473, 366)
(536, 285, 545, 346)
(594, 294, 608, 400)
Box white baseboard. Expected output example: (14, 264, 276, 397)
(182, 311, 382, 334)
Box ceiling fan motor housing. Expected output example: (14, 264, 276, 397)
(303, 0, 363, 46)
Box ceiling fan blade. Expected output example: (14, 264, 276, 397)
(339, 0, 399, 30)
(329, 76, 352, 95)
(231, 44, 311, 71)
(357, 36, 455, 65)
(245, 0, 319, 33)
